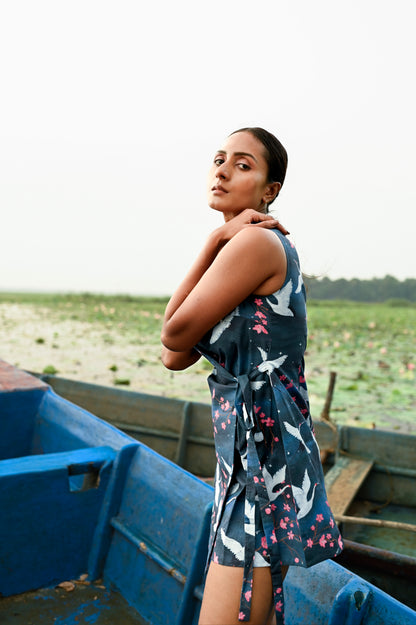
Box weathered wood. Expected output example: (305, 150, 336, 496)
(337, 539, 416, 610)
(0, 360, 48, 392)
(314, 420, 338, 452)
(325, 456, 374, 517)
(34, 373, 416, 482)
(42, 376, 184, 431)
(339, 426, 415, 470)
(5, 366, 416, 615)
(320, 371, 337, 421)
(352, 470, 416, 508)
(174, 402, 192, 467)
(335, 514, 416, 534)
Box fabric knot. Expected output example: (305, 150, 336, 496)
(196, 351, 342, 623)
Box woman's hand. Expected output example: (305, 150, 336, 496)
(161, 226, 286, 353)
(161, 209, 288, 363)
(215, 209, 289, 245)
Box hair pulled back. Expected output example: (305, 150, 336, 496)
(230, 127, 288, 206)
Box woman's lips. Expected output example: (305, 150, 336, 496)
(211, 185, 228, 194)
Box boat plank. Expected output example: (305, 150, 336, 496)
(325, 456, 373, 517)
(0, 360, 48, 392)
(340, 426, 414, 470)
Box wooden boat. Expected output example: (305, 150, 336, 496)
(33, 371, 416, 611)
(1, 360, 415, 624)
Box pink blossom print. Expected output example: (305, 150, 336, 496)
(196, 230, 342, 625)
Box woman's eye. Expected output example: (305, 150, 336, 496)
(237, 162, 250, 171)
(214, 157, 225, 166)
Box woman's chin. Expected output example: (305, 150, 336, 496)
(208, 199, 226, 212)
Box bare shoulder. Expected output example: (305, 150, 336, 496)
(233, 228, 287, 295)
(226, 227, 286, 264)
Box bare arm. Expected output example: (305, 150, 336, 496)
(160, 228, 224, 371)
(161, 210, 287, 368)
(161, 344, 201, 371)
(163, 210, 286, 324)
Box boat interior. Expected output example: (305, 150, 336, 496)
(1, 361, 415, 624)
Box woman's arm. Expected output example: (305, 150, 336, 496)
(163, 210, 285, 325)
(161, 345, 201, 371)
(161, 211, 287, 363)
(160, 227, 225, 371)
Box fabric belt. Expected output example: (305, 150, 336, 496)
(207, 360, 288, 623)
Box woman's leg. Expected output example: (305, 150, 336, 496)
(199, 562, 274, 625)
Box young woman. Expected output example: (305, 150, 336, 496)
(161, 128, 342, 625)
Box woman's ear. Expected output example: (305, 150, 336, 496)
(263, 182, 281, 204)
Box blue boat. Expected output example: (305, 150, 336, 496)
(1, 359, 415, 625)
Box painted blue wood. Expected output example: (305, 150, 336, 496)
(0, 446, 116, 596)
(32, 388, 139, 454)
(176, 501, 213, 625)
(87, 442, 139, 581)
(0, 445, 114, 477)
(285, 559, 416, 625)
(1, 363, 416, 625)
(0, 388, 46, 459)
(0, 368, 141, 598)
(102, 443, 214, 625)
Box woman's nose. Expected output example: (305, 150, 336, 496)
(216, 161, 229, 179)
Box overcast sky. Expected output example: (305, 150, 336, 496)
(1, 0, 415, 295)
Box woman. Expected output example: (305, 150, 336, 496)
(161, 128, 342, 625)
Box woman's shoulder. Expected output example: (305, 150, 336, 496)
(226, 228, 286, 297)
(230, 225, 287, 258)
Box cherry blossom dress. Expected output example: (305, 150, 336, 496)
(196, 229, 343, 623)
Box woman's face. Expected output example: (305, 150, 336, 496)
(207, 131, 272, 219)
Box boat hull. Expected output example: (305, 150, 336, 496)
(1, 361, 415, 624)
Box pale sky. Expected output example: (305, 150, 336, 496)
(1, 0, 415, 295)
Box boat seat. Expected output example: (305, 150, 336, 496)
(0, 446, 117, 596)
(325, 455, 374, 517)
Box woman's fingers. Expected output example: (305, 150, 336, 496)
(241, 210, 290, 235)
(260, 220, 290, 235)
(218, 209, 289, 243)
(243, 209, 273, 223)
(250, 216, 290, 235)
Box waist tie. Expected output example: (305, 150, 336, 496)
(207, 362, 288, 623)
(200, 353, 342, 623)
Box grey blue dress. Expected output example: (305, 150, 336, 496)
(196, 229, 343, 623)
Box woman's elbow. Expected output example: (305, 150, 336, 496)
(161, 347, 180, 370)
(160, 328, 175, 352)
(161, 325, 193, 353)
(161, 345, 199, 371)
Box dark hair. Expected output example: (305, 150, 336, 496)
(230, 127, 288, 206)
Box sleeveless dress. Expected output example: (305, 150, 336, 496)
(196, 229, 343, 623)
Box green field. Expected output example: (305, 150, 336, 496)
(1, 292, 415, 434)
(306, 300, 415, 432)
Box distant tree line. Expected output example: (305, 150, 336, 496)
(304, 275, 416, 302)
